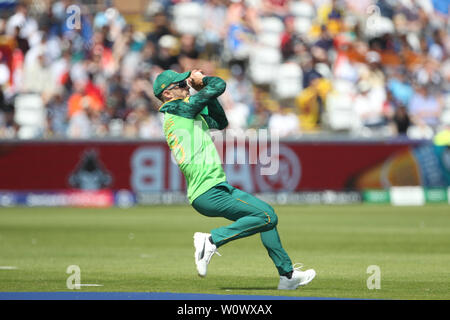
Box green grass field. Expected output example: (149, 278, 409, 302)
(0, 205, 449, 299)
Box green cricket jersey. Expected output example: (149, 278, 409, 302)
(159, 76, 229, 203)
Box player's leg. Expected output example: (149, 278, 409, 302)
(227, 188, 316, 289)
(225, 187, 294, 276)
(192, 183, 273, 277)
(193, 183, 316, 287)
(193, 183, 292, 275)
(193, 183, 277, 245)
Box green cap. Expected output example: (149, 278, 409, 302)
(153, 70, 191, 97)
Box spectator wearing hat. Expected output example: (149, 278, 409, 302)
(353, 79, 387, 133)
(361, 51, 385, 89)
(153, 34, 180, 71)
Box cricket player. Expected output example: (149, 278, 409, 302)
(153, 69, 315, 290)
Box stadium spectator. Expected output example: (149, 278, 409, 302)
(296, 74, 332, 132)
(224, 0, 258, 64)
(12, 26, 29, 56)
(0, 86, 16, 138)
(178, 34, 200, 71)
(314, 25, 334, 52)
(353, 80, 387, 132)
(317, 0, 344, 36)
(45, 88, 68, 138)
(202, 0, 227, 59)
(387, 69, 414, 107)
(392, 105, 411, 137)
(5, 3, 38, 41)
(222, 63, 255, 129)
(360, 51, 385, 89)
(0, 0, 449, 140)
(261, 0, 290, 19)
(152, 34, 180, 71)
(22, 51, 55, 102)
(146, 10, 172, 45)
(301, 53, 323, 89)
(280, 15, 299, 61)
(408, 83, 443, 132)
(67, 81, 103, 119)
(247, 87, 271, 129)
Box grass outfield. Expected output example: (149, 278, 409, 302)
(0, 205, 449, 299)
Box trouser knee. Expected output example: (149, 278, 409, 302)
(264, 206, 278, 229)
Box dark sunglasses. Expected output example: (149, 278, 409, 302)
(167, 80, 188, 90)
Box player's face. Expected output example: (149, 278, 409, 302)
(165, 80, 190, 99)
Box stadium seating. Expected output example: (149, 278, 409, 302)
(248, 46, 282, 85)
(172, 2, 203, 36)
(13, 94, 45, 139)
(271, 62, 303, 100)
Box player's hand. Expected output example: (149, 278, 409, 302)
(188, 69, 205, 91)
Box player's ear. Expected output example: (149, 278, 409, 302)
(162, 90, 172, 102)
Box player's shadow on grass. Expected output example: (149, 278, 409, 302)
(219, 286, 277, 290)
(219, 285, 322, 291)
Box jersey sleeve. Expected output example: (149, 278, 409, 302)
(201, 98, 228, 130)
(189, 76, 226, 106)
(181, 76, 227, 118)
(162, 76, 227, 119)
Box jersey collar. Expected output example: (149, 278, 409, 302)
(158, 96, 190, 112)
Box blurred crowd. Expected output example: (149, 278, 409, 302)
(0, 0, 449, 140)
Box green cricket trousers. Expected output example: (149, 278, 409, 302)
(192, 182, 293, 275)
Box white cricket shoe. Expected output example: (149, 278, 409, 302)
(193, 232, 221, 277)
(277, 263, 316, 290)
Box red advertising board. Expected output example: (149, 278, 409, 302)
(0, 139, 433, 193)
